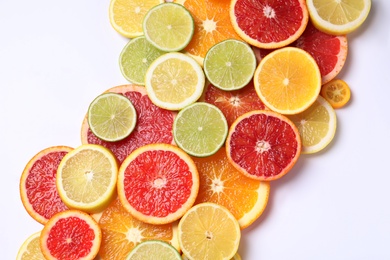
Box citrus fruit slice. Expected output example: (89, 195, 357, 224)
(203, 81, 268, 127)
(192, 148, 270, 229)
(81, 84, 176, 164)
(125, 240, 181, 260)
(178, 202, 241, 260)
(320, 78, 351, 109)
(173, 102, 228, 157)
(109, 0, 164, 38)
(119, 36, 166, 85)
(99, 198, 179, 259)
(20, 146, 72, 224)
(56, 144, 118, 213)
(183, 252, 242, 260)
(16, 232, 44, 260)
(254, 47, 321, 115)
(143, 2, 194, 52)
(306, 0, 371, 35)
(230, 0, 309, 49)
(226, 110, 301, 181)
(203, 39, 256, 91)
(87, 92, 137, 142)
(145, 52, 205, 110)
(118, 143, 199, 225)
(288, 96, 337, 154)
(293, 21, 348, 84)
(177, 0, 242, 64)
(40, 210, 101, 260)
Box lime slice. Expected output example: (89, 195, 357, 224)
(204, 39, 256, 91)
(88, 92, 137, 142)
(125, 240, 181, 260)
(119, 36, 166, 85)
(145, 52, 205, 110)
(173, 102, 228, 157)
(143, 3, 194, 51)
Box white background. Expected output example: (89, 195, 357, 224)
(1, 1, 389, 259)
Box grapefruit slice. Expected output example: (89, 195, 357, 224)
(230, 0, 309, 49)
(118, 143, 199, 225)
(226, 110, 301, 181)
(81, 84, 176, 164)
(40, 210, 101, 260)
(20, 146, 72, 224)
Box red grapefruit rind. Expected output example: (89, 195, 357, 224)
(40, 210, 102, 260)
(226, 110, 301, 181)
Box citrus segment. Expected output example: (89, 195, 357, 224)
(306, 0, 371, 35)
(226, 110, 301, 181)
(109, 0, 164, 38)
(254, 47, 321, 115)
(203, 39, 256, 91)
(178, 202, 241, 260)
(56, 144, 118, 213)
(173, 102, 228, 157)
(87, 92, 137, 142)
(145, 52, 205, 110)
(192, 148, 270, 229)
(40, 210, 101, 260)
(118, 143, 199, 225)
(230, 0, 309, 49)
(143, 2, 194, 52)
(320, 78, 351, 109)
(125, 240, 181, 260)
(20, 146, 72, 224)
(16, 232, 45, 260)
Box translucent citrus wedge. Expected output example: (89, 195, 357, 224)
(307, 0, 371, 35)
(109, 0, 164, 38)
(125, 240, 182, 260)
(203, 39, 256, 91)
(288, 95, 337, 154)
(143, 2, 194, 52)
(178, 202, 241, 260)
(16, 232, 44, 260)
(254, 47, 321, 115)
(56, 144, 118, 213)
(88, 92, 137, 142)
(173, 102, 228, 157)
(320, 78, 351, 109)
(145, 52, 205, 110)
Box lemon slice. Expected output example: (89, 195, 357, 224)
(125, 240, 182, 260)
(306, 0, 371, 35)
(145, 52, 205, 110)
(16, 232, 44, 260)
(56, 144, 118, 213)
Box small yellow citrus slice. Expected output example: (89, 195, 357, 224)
(320, 78, 351, 109)
(16, 232, 45, 260)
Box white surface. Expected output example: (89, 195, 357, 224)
(1, 0, 389, 259)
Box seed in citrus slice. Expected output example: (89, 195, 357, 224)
(109, 0, 164, 38)
(230, 0, 309, 49)
(203, 81, 268, 127)
(118, 143, 199, 225)
(320, 78, 351, 109)
(173, 102, 228, 157)
(306, 0, 371, 35)
(16, 232, 44, 260)
(81, 84, 176, 164)
(20, 146, 72, 224)
(288, 95, 337, 154)
(254, 47, 321, 115)
(98, 198, 180, 259)
(119, 36, 166, 85)
(87, 92, 137, 142)
(40, 210, 101, 260)
(203, 39, 256, 91)
(56, 144, 118, 213)
(178, 202, 241, 260)
(226, 110, 301, 181)
(192, 148, 270, 229)
(125, 240, 181, 260)
(143, 2, 194, 52)
(145, 52, 205, 110)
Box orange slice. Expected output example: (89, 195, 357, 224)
(320, 78, 351, 109)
